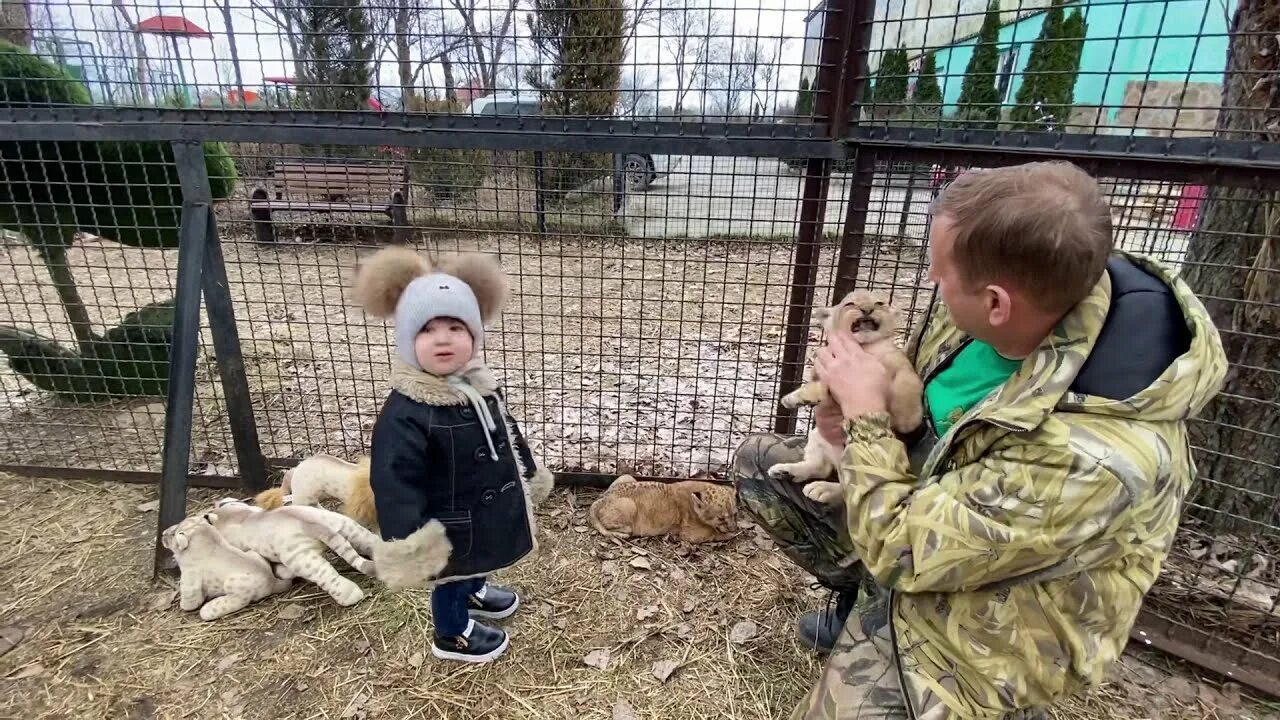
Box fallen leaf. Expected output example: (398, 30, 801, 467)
(136, 500, 159, 513)
(583, 649, 611, 670)
(632, 548, 648, 556)
(601, 560, 619, 575)
(612, 698, 639, 720)
(146, 590, 177, 612)
(669, 567, 687, 582)
(674, 623, 695, 642)
(278, 604, 308, 620)
(1166, 676, 1198, 705)
(215, 653, 241, 672)
(354, 639, 371, 656)
(681, 599, 696, 613)
(574, 526, 588, 533)
(729, 620, 758, 645)
(407, 651, 424, 669)
(553, 617, 568, 630)
(0, 626, 25, 658)
(629, 556, 652, 571)
(4, 662, 43, 679)
(651, 659, 680, 682)
(636, 605, 660, 621)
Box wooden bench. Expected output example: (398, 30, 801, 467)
(249, 159, 411, 243)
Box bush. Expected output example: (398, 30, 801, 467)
(953, 0, 1003, 129)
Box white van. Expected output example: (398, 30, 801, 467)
(465, 91, 678, 191)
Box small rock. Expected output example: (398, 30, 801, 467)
(729, 620, 758, 645)
(0, 626, 26, 658)
(146, 590, 177, 612)
(583, 648, 611, 670)
(629, 556, 652, 571)
(136, 500, 159, 513)
(669, 567, 687, 582)
(407, 651, 424, 669)
(215, 653, 241, 672)
(354, 639, 371, 656)
(636, 605, 660, 621)
(674, 623, 695, 642)
(601, 560, 619, 576)
(681, 599, 696, 613)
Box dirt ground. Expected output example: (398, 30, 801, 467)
(1, 474, 1276, 720)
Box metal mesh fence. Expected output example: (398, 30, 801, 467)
(0, 0, 1278, 699)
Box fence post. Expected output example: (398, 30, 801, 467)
(153, 141, 213, 577)
(832, 0, 879, 301)
(200, 212, 269, 494)
(534, 150, 547, 234)
(612, 152, 626, 217)
(774, 0, 863, 435)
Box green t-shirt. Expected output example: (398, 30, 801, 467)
(924, 340, 1023, 436)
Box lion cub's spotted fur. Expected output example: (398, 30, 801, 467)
(769, 290, 925, 505)
(162, 514, 293, 621)
(589, 475, 738, 544)
(254, 454, 378, 529)
(207, 501, 378, 607)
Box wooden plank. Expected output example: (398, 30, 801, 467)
(249, 200, 390, 212)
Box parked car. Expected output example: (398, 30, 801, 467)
(465, 92, 679, 191)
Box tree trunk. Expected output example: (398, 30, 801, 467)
(32, 229, 95, 354)
(1181, 0, 1280, 530)
(395, 0, 415, 107)
(442, 54, 456, 103)
(111, 0, 151, 102)
(220, 0, 246, 105)
(0, 0, 31, 48)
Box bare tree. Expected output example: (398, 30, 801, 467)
(110, 0, 150, 102)
(658, 4, 722, 115)
(445, 0, 518, 92)
(618, 65, 657, 117)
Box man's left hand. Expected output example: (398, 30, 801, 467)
(813, 330, 890, 421)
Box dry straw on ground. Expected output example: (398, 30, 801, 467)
(2, 474, 1277, 720)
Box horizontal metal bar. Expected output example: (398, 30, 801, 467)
(1131, 608, 1280, 699)
(0, 108, 842, 159)
(850, 125, 1280, 188)
(0, 463, 243, 489)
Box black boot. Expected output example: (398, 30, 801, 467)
(797, 588, 857, 654)
(467, 584, 520, 620)
(432, 620, 510, 663)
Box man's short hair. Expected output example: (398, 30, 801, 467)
(932, 161, 1114, 313)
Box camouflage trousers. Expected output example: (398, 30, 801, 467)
(734, 434, 1046, 720)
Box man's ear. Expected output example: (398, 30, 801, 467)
(985, 284, 1014, 327)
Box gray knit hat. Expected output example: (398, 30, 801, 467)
(393, 272, 483, 371)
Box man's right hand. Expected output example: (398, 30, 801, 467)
(814, 399, 845, 446)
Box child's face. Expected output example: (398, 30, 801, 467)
(414, 317, 474, 375)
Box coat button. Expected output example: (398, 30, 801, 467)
(460, 406, 475, 419)
(474, 446, 492, 461)
(481, 489, 497, 505)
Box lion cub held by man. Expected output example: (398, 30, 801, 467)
(162, 514, 293, 621)
(768, 290, 924, 505)
(589, 475, 738, 544)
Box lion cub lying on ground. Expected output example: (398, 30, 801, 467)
(162, 514, 293, 621)
(768, 290, 924, 504)
(588, 475, 738, 544)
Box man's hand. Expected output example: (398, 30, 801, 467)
(814, 399, 846, 445)
(814, 330, 890, 422)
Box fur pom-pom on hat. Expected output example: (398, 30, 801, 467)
(352, 248, 510, 371)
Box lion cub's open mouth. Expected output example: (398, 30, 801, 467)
(850, 316, 880, 333)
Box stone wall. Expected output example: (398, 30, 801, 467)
(1111, 80, 1222, 137)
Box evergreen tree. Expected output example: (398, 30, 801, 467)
(1009, 0, 1065, 126)
(954, 0, 1003, 128)
(1045, 9, 1087, 128)
(912, 51, 943, 118)
(869, 46, 910, 117)
(796, 75, 815, 117)
(525, 0, 625, 194)
(295, 0, 374, 112)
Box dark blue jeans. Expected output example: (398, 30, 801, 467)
(431, 576, 486, 637)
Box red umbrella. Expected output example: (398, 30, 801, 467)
(134, 15, 211, 105)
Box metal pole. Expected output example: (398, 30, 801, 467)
(831, 0, 879, 301)
(200, 211, 269, 493)
(534, 150, 547, 234)
(153, 141, 211, 577)
(774, 0, 861, 435)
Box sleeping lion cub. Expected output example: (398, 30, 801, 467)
(588, 475, 738, 544)
(768, 290, 924, 505)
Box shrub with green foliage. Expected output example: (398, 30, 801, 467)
(954, 0, 1003, 128)
(0, 41, 237, 401)
(1050, 10, 1088, 126)
(912, 52, 944, 118)
(796, 76, 816, 117)
(1009, 0, 1086, 129)
(405, 98, 489, 198)
(525, 0, 625, 197)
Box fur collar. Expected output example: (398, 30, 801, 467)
(389, 359, 498, 405)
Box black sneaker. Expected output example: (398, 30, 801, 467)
(797, 588, 858, 654)
(467, 584, 520, 620)
(432, 620, 509, 663)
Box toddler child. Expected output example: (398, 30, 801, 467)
(354, 247, 550, 663)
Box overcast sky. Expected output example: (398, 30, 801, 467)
(39, 0, 837, 114)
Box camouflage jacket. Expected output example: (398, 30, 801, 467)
(835, 254, 1227, 717)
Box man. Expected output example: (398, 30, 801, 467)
(735, 161, 1227, 719)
